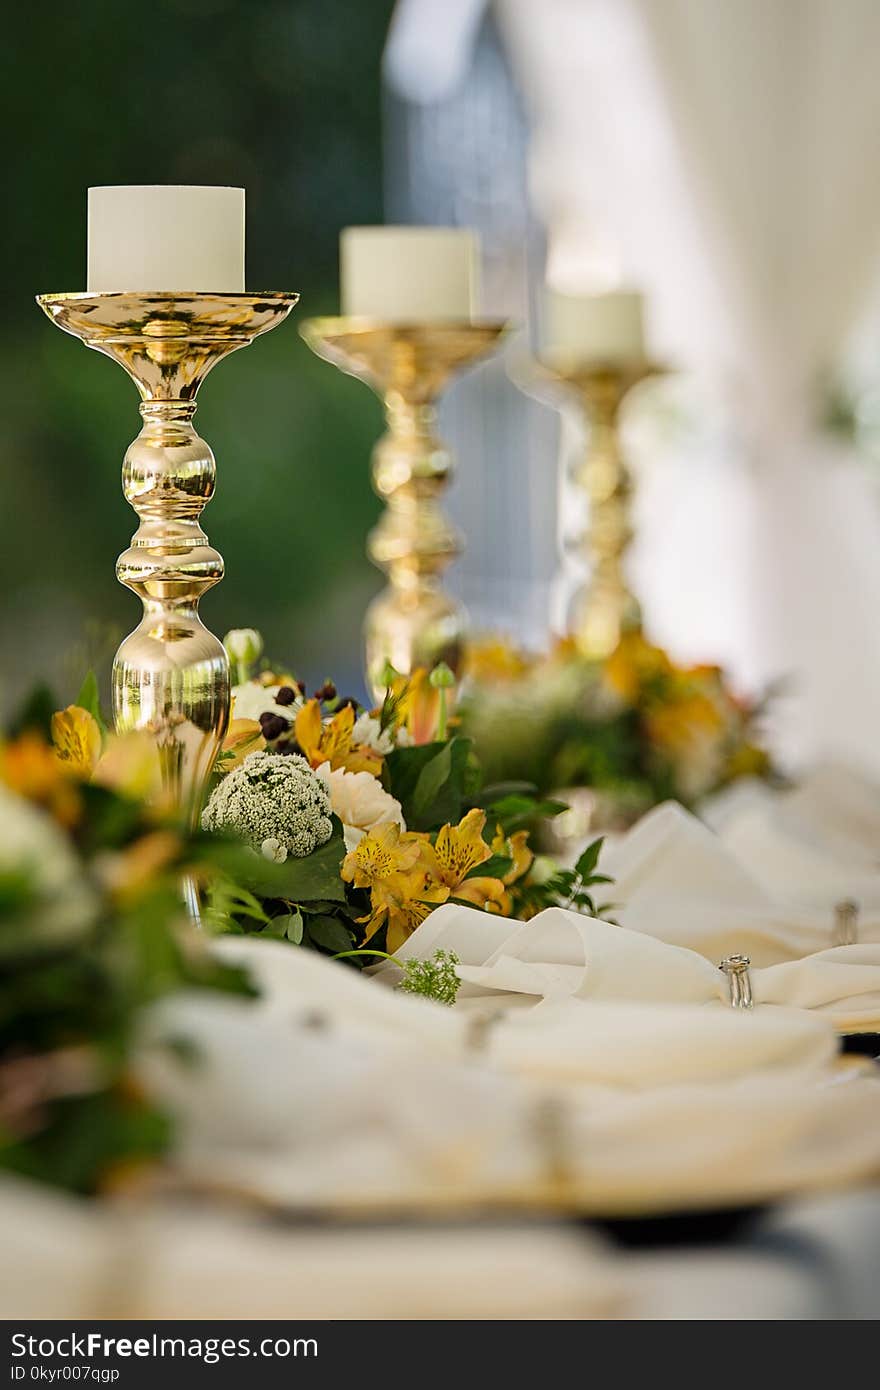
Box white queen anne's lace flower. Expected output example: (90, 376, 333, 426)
(201, 751, 333, 858)
(314, 761, 405, 851)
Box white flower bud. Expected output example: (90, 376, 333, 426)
(224, 629, 264, 682)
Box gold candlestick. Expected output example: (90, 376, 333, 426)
(300, 318, 508, 698)
(545, 359, 661, 658)
(36, 291, 298, 824)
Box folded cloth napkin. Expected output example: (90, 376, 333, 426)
(132, 1213, 620, 1320)
(601, 800, 879, 964)
(397, 903, 880, 1031)
(138, 984, 880, 1216)
(0, 1177, 620, 1319)
(771, 763, 880, 866)
(720, 802, 880, 921)
(209, 928, 839, 1089)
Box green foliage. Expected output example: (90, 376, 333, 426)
(0, 705, 256, 1193)
(398, 949, 461, 1007)
(384, 737, 474, 831)
(74, 670, 108, 737)
(511, 838, 615, 920)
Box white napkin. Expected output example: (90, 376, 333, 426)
(140, 985, 880, 1215)
(132, 1214, 620, 1320)
(402, 903, 880, 1031)
(0, 1177, 620, 1319)
(603, 800, 879, 963)
(721, 802, 880, 920)
(0, 1177, 115, 1318)
(217, 932, 843, 1084)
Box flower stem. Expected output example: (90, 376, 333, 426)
(436, 688, 448, 742)
(331, 948, 404, 967)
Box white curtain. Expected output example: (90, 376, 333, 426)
(495, 0, 880, 773)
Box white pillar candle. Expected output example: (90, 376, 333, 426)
(340, 226, 478, 321)
(87, 186, 245, 293)
(540, 287, 645, 367)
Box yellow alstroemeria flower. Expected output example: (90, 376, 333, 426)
(603, 630, 673, 704)
(343, 823, 452, 951)
(341, 821, 422, 890)
(429, 807, 512, 913)
(295, 700, 382, 775)
(91, 730, 167, 805)
(465, 636, 532, 685)
(491, 825, 534, 885)
(0, 731, 83, 827)
(432, 807, 492, 887)
(389, 668, 445, 746)
(644, 691, 725, 753)
(51, 705, 103, 777)
(363, 876, 450, 954)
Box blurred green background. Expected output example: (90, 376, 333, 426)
(0, 0, 394, 716)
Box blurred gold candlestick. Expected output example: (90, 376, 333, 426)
(550, 360, 661, 658)
(36, 290, 298, 823)
(300, 317, 507, 698)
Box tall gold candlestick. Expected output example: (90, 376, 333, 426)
(547, 360, 661, 658)
(300, 318, 507, 698)
(36, 291, 298, 823)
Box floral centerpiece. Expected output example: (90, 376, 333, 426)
(0, 677, 255, 1195)
(460, 629, 775, 834)
(0, 642, 611, 1194)
(198, 632, 610, 957)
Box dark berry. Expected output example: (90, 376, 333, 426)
(259, 712, 288, 741)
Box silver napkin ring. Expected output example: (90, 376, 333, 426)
(833, 899, 859, 947)
(719, 954, 753, 1009)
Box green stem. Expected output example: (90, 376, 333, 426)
(331, 948, 404, 966)
(436, 687, 448, 742)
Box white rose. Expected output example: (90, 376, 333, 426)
(314, 762, 405, 852)
(231, 683, 298, 725)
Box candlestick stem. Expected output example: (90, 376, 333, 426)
(536, 360, 661, 658)
(571, 372, 641, 657)
(37, 291, 298, 828)
(300, 318, 508, 699)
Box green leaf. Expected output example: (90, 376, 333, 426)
(385, 737, 473, 831)
(305, 914, 354, 954)
(483, 792, 569, 833)
(574, 837, 605, 880)
(412, 741, 453, 821)
(75, 670, 108, 736)
(464, 853, 512, 881)
(226, 818, 347, 904)
(263, 909, 304, 945)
